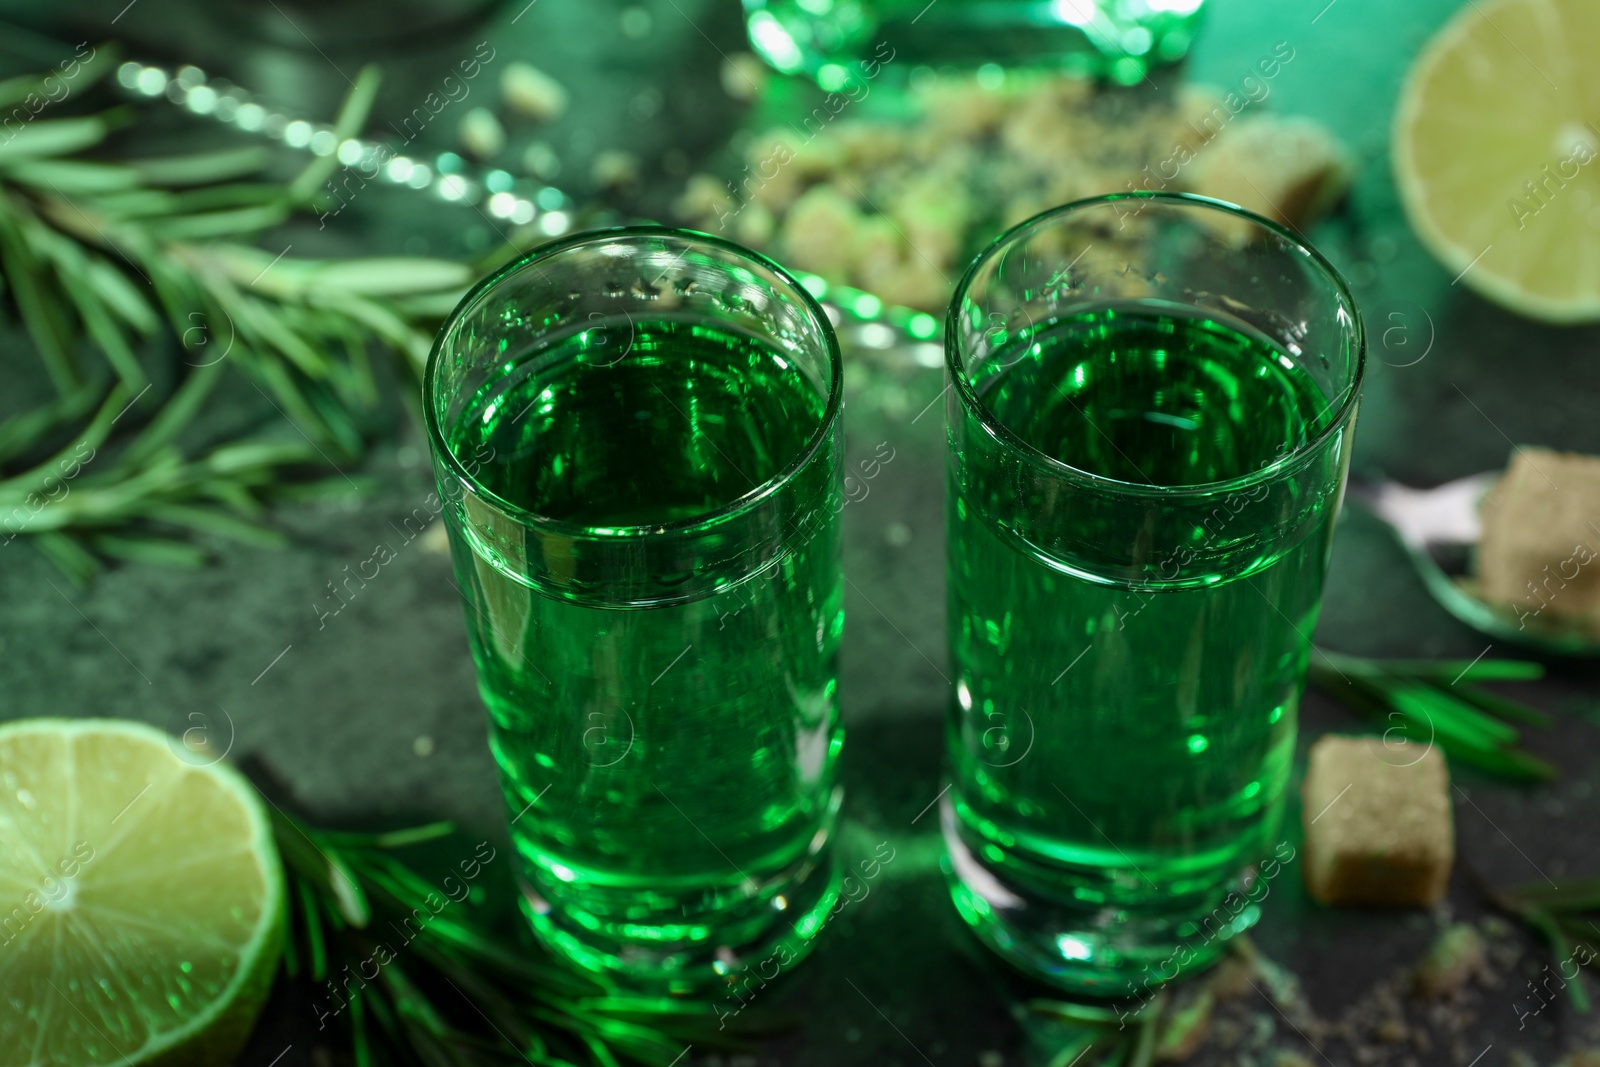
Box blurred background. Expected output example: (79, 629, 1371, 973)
(2, 1, 1600, 1065)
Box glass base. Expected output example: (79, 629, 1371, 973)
(940, 796, 1259, 997)
(515, 837, 842, 996)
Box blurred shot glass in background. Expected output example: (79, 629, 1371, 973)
(426, 227, 846, 992)
(742, 0, 1205, 85)
(941, 193, 1364, 993)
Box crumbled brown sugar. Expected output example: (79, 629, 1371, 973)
(677, 71, 1348, 312)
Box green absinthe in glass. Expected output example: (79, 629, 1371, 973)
(445, 318, 843, 988)
(742, 0, 1204, 84)
(945, 304, 1342, 992)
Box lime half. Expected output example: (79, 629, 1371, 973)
(1395, 0, 1600, 322)
(0, 718, 284, 1066)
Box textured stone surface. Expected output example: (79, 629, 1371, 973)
(3, 0, 1600, 1064)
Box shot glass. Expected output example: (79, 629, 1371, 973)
(941, 193, 1364, 994)
(425, 227, 845, 992)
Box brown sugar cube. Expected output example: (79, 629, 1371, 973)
(1186, 115, 1351, 241)
(1478, 448, 1600, 624)
(1301, 735, 1453, 907)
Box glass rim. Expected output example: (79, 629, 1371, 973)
(946, 191, 1367, 499)
(424, 224, 845, 538)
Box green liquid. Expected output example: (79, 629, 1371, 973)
(445, 320, 843, 988)
(744, 0, 1203, 82)
(945, 306, 1337, 991)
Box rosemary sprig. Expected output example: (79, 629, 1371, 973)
(0, 53, 478, 578)
(1029, 998, 1159, 1067)
(1308, 651, 1555, 782)
(0, 370, 368, 583)
(269, 807, 797, 1067)
(1481, 875, 1600, 1015)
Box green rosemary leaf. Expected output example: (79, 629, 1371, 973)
(383, 962, 456, 1037)
(580, 1033, 624, 1067)
(1046, 1035, 1104, 1067)
(192, 476, 266, 518)
(392, 290, 473, 318)
(1527, 908, 1592, 1014)
(351, 984, 374, 1067)
(202, 437, 323, 475)
(327, 315, 380, 409)
(575, 997, 722, 1020)
(273, 807, 338, 882)
(1027, 999, 1129, 1029)
(315, 290, 426, 353)
(223, 287, 330, 378)
(1449, 683, 1552, 728)
(82, 256, 160, 333)
(308, 258, 474, 297)
(265, 473, 375, 504)
(31, 529, 99, 585)
(117, 357, 224, 471)
(415, 924, 606, 1000)
(281, 885, 302, 978)
(127, 145, 273, 186)
(0, 383, 126, 499)
(249, 354, 338, 446)
(308, 385, 366, 458)
(5, 159, 139, 193)
(1552, 916, 1600, 964)
(90, 188, 180, 218)
(147, 202, 290, 239)
(288, 64, 382, 204)
(349, 848, 447, 905)
(359, 982, 401, 1043)
(1407, 708, 1520, 761)
(1127, 990, 1163, 1067)
(1308, 658, 1554, 782)
(1431, 660, 1544, 682)
(157, 182, 291, 215)
(1317, 651, 1545, 683)
(89, 533, 208, 567)
(0, 208, 78, 393)
(0, 116, 109, 161)
(328, 854, 373, 929)
(140, 254, 208, 340)
(20, 218, 151, 389)
(298, 876, 329, 983)
(1386, 682, 1520, 748)
(59, 270, 149, 390)
(143, 503, 287, 548)
(1389, 706, 1555, 781)
(316, 825, 457, 851)
(0, 71, 58, 109)
(563, 1002, 703, 1062)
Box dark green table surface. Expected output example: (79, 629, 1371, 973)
(4, 1, 1600, 1064)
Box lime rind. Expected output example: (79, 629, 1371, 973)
(0, 717, 284, 1067)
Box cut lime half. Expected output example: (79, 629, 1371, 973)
(0, 718, 284, 1066)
